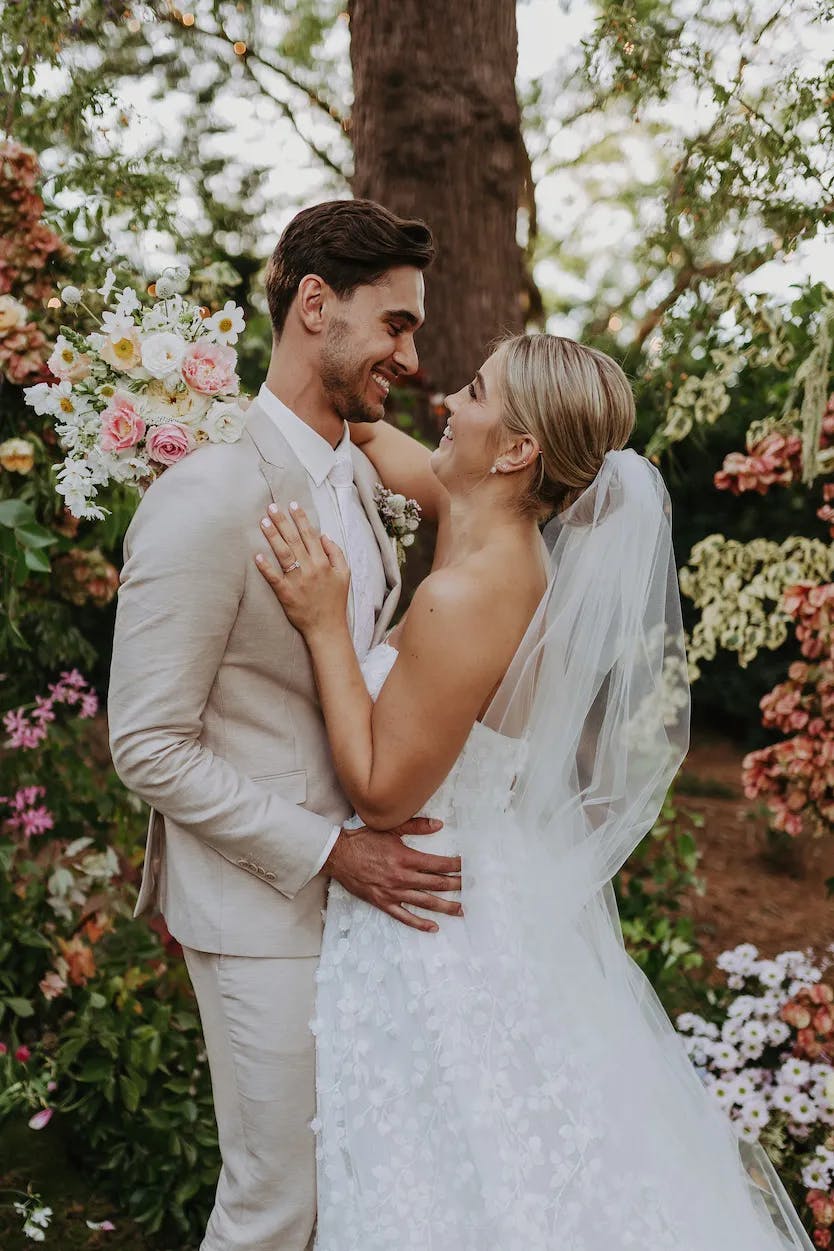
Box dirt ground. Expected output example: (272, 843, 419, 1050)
(677, 735, 834, 965)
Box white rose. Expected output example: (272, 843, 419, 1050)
(201, 399, 247, 444)
(141, 331, 187, 378)
(387, 493, 407, 515)
(0, 294, 28, 333)
(401, 533, 415, 547)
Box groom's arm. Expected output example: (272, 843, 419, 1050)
(107, 450, 336, 899)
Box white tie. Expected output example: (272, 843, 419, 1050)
(328, 456, 376, 656)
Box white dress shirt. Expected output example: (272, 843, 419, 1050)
(257, 384, 387, 658)
(257, 384, 388, 866)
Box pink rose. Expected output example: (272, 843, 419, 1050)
(14, 1044, 31, 1062)
(99, 393, 146, 453)
(146, 422, 197, 466)
(180, 341, 238, 395)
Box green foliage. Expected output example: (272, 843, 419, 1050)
(615, 787, 706, 1012)
(0, 684, 217, 1244)
(54, 948, 218, 1240)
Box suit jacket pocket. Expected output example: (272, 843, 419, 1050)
(251, 769, 307, 804)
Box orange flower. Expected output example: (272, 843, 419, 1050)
(57, 935, 96, 986)
(81, 911, 112, 946)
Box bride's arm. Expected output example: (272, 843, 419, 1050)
(351, 419, 449, 526)
(257, 506, 512, 829)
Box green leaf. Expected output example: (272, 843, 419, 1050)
(77, 1055, 114, 1082)
(14, 524, 56, 550)
(23, 546, 52, 574)
(119, 1073, 141, 1112)
(0, 499, 34, 528)
(4, 996, 35, 1017)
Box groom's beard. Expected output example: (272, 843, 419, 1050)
(320, 317, 383, 424)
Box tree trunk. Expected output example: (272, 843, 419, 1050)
(348, 0, 524, 420)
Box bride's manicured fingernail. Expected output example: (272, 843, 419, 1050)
(289, 500, 299, 511)
(268, 503, 279, 515)
(261, 517, 272, 530)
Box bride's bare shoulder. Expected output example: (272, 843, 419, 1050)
(401, 549, 543, 658)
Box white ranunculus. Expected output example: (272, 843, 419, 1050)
(201, 399, 247, 443)
(141, 331, 187, 379)
(387, 493, 407, 515)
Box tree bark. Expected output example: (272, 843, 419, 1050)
(348, 0, 524, 419)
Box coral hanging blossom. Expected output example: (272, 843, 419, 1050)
(22, 268, 247, 519)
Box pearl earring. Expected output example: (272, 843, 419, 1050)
(489, 466, 498, 474)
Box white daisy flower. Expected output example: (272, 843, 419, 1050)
(767, 1020, 791, 1046)
(754, 960, 785, 989)
(205, 300, 245, 345)
(734, 1120, 761, 1143)
(728, 996, 758, 1020)
(770, 1083, 801, 1111)
(780, 1058, 811, 1085)
(710, 1042, 741, 1071)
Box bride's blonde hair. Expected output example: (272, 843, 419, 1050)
(493, 333, 635, 516)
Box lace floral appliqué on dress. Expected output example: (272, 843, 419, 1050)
(312, 643, 809, 1251)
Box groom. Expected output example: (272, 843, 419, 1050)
(108, 200, 463, 1251)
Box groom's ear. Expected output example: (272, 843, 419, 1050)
(296, 274, 328, 334)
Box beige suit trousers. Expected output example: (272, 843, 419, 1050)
(183, 947, 318, 1251)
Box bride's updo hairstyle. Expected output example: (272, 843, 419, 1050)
(493, 334, 635, 517)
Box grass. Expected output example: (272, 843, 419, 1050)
(0, 1118, 154, 1250)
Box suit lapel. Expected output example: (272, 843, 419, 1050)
(350, 444, 402, 645)
(247, 398, 402, 645)
(245, 400, 322, 527)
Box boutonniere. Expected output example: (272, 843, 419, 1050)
(373, 484, 421, 567)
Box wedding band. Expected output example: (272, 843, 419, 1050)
(283, 560, 301, 573)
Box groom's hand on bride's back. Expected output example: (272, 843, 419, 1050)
(323, 820, 462, 933)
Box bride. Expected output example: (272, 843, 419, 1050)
(255, 333, 812, 1250)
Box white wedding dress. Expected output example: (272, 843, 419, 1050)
(312, 640, 812, 1251)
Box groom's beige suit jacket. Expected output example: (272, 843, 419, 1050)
(108, 398, 402, 957)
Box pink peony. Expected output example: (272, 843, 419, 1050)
(146, 422, 196, 466)
(28, 1107, 52, 1130)
(99, 393, 146, 453)
(180, 341, 238, 395)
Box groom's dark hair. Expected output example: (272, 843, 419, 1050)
(265, 199, 435, 336)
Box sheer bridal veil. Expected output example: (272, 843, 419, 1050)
(479, 447, 813, 1250)
(484, 447, 690, 931)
